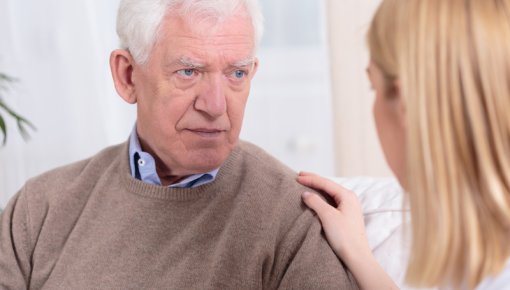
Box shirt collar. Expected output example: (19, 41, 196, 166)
(128, 125, 220, 188)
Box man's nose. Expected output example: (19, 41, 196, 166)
(194, 74, 227, 118)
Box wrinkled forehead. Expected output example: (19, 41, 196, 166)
(146, 10, 256, 69)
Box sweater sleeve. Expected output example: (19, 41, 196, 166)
(0, 188, 32, 289)
(273, 210, 359, 290)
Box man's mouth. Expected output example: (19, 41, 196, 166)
(186, 128, 225, 138)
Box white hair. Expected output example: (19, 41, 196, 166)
(116, 0, 264, 64)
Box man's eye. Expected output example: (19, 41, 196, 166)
(177, 69, 195, 77)
(233, 70, 247, 79)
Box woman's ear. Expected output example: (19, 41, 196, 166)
(110, 49, 137, 104)
(393, 79, 407, 127)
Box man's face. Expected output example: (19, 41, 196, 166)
(132, 10, 258, 182)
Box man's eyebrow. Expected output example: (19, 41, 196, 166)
(169, 56, 255, 69)
(177, 56, 206, 68)
(231, 57, 256, 68)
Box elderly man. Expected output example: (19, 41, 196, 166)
(0, 1, 358, 289)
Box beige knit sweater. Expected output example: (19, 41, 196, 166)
(0, 141, 358, 290)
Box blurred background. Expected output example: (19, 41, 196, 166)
(0, 0, 389, 207)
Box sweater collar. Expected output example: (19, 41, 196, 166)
(119, 140, 242, 201)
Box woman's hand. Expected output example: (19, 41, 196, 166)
(297, 171, 371, 263)
(298, 172, 399, 290)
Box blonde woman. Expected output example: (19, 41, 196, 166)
(298, 0, 510, 289)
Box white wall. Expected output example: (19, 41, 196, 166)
(326, 0, 391, 177)
(242, 0, 335, 177)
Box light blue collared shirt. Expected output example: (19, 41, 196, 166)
(128, 126, 219, 188)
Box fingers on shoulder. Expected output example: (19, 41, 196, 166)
(298, 174, 355, 205)
(302, 192, 338, 218)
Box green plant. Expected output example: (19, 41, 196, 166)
(0, 72, 35, 145)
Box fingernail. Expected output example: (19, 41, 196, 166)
(302, 191, 312, 198)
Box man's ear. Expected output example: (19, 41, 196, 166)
(110, 49, 137, 104)
(250, 57, 259, 79)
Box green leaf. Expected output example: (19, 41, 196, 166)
(0, 114, 6, 145)
(0, 73, 16, 82)
(0, 95, 36, 145)
(0, 73, 16, 92)
(16, 116, 36, 141)
(0, 72, 35, 145)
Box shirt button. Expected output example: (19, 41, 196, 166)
(138, 159, 146, 166)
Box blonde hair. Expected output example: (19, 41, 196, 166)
(368, 0, 510, 289)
